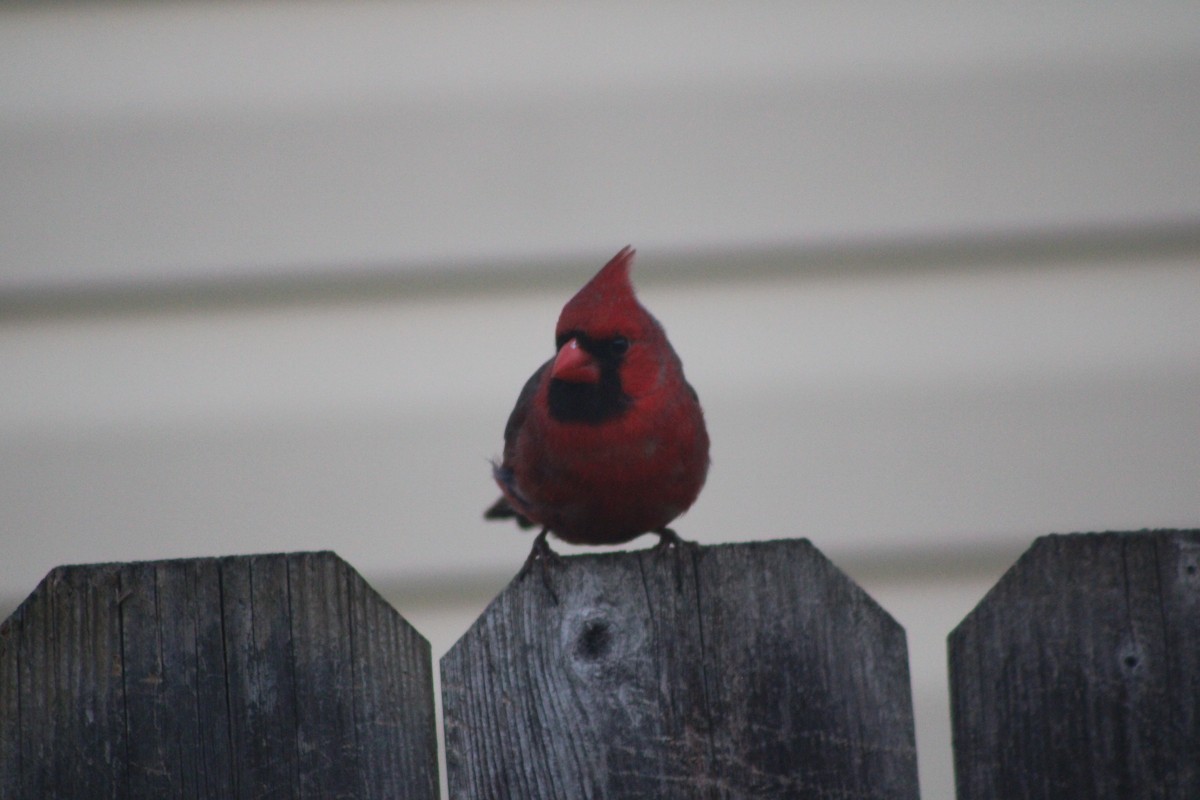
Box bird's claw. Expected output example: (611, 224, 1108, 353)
(652, 527, 692, 552)
(518, 529, 562, 604)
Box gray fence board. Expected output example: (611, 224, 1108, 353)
(0, 552, 438, 800)
(441, 538, 919, 799)
(949, 530, 1200, 799)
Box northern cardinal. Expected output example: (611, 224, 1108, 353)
(485, 246, 709, 550)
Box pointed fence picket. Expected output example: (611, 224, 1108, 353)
(441, 538, 919, 799)
(949, 530, 1200, 800)
(0, 552, 438, 800)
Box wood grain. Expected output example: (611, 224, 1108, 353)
(949, 530, 1200, 799)
(441, 538, 918, 799)
(0, 552, 438, 799)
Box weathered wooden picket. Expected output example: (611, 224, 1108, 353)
(0, 530, 1196, 799)
(443, 539, 917, 799)
(0, 553, 438, 800)
(949, 531, 1200, 799)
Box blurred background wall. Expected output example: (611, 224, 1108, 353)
(2, 2, 1199, 797)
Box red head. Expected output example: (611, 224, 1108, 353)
(556, 246, 651, 342)
(550, 246, 677, 399)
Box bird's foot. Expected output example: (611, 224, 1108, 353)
(517, 529, 562, 604)
(651, 528, 699, 594)
(652, 527, 693, 552)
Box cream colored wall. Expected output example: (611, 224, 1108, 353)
(3, 3, 1199, 798)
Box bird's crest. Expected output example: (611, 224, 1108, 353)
(556, 246, 646, 339)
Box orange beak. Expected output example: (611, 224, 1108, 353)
(551, 338, 601, 383)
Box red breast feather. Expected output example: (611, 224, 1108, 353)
(486, 246, 710, 545)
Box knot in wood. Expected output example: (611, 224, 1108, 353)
(560, 603, 644, 681)
(1118, 643, 1146, 675)
(575, 619, 612, 661)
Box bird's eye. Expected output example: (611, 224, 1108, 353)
(609, 336, 630, 355)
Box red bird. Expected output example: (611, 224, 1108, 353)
(485, 246, 710, 550)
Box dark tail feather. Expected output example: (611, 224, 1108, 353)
(484, 496, 515, 520)
(484, 496, 537, 529)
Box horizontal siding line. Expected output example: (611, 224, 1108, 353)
(3, 219, 1198, 323)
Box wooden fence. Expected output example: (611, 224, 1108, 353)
(0, 530, 1196, 799)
